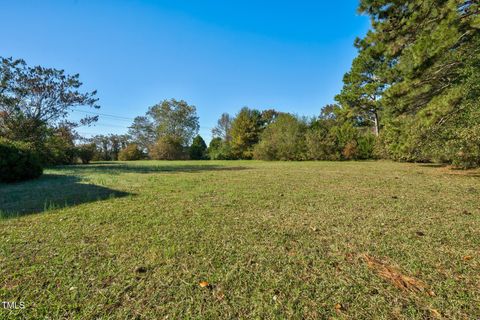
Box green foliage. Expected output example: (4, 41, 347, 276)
(0, 57, 100, 166)
(207, 137, 233, 160)
(128, 116, 156, 154)
(76, 143, 96, 164)
(0, 138, 43, 182)
(250, 107, 377, 161)
(189, 135, 207, 160)
(305, 126, 339, 160)
(147, 99, 200, 147)
(150, 136, 187, 160)
(0, 56, 99, 162)
(118, 144, 144, 161)
(353, 0, 480, 167)
(356, 132, 376, 160)
(335, 36, 386, 136)
(229, 107, 264, 159)
(127, 99, 199, 158)
(90, 134, 130, 161)
(253, 114, 307, 160)
(304, 105, 377, 161)
(38, 126, 77, 165)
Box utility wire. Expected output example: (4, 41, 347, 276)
(73, 109, 134, 121)
(89, 123, 131, 129)
(73, 109, 214, 130)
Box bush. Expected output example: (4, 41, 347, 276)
(38, 127, 77, 165)
(253, 114, 307, 161)
(150, 136, 187, 160)
(76, 143, 96, 164)
(357, 133, 376, 159)
(447, 126, 480, 169)
(208, 138, 233, 160)
(118, 144, 144, 161)
(305, 127, 339, 160)
(40, 145, 76, 165)
(0, 139, 43, 183)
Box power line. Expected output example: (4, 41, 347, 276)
(76, 131, 105, 136)
(89, 123, 131, 129)
(73, 108, 214, 130)
(73, 109, 134, 121)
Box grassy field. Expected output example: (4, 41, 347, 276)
(0, 160, 479, 319)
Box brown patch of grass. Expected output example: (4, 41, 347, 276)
(362, 254, 433, 296)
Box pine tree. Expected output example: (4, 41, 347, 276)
(350, 0, 480, 166)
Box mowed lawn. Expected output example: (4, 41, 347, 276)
(0, 161, 479, 319)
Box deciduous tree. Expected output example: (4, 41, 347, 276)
(0, 57, 99, 145)
(229, 107, 263, 159)
(147, 99, 199, 147)
(211, 113, 232, 142)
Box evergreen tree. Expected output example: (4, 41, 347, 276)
(348, 0, 480, 167)
(336, 35, 387, 136)
(189, 135, 207, 160)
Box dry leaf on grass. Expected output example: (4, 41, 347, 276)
(362, 254, 433, 295)
(429, 308, 442, 319)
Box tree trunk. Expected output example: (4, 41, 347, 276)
(373, 112, 379, 136)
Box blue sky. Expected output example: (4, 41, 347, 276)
(0, 0, 370, 142)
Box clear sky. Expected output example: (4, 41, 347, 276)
(0, 0, 370, 142)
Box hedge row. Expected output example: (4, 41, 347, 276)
(0, 139, 43, 183)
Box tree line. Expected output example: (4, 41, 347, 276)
(0, 0, 478, 182)
(102, 0, 480, 166)
(58, 101, 375, 163)
(121, 104, 375, 161)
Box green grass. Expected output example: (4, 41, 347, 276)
(0, 160, 479, 319)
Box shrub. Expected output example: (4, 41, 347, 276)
(27, 126, 77, 166)
(356, 133, 376, 159)
(447, 126, 480, 169)
(331, 122, 357, 151)
(118, 144, 144, 161)
(0, 139, 43, 183)
(76, 143, 96, 164)
(41, 145, 76, 165)
(253, 114, 307, 161)
(150, 136, 187, 160)
(208, 138, 233, 160)
(305, 127, 339, 160)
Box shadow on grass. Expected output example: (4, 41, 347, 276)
(418, 163, 447, 168)
(57, 162, 251, 175)
(0, 174, 130, 219)
(417, 163, 480, 177)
